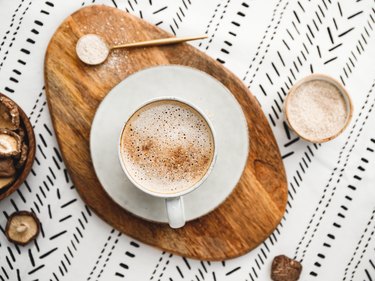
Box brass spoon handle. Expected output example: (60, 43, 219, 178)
(111, 35, 207, 50)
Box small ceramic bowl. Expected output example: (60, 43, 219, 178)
(284, 74, 353, 143)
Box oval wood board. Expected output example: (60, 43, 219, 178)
(44, 5, 287, 260)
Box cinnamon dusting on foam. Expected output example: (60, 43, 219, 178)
(120, 100, 214, 194)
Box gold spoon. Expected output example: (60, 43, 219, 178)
(76, 34, 207, 65)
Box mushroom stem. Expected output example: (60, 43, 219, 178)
(16, 223, 28, 233)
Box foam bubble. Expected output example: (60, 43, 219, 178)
(120, 100, 214, 194)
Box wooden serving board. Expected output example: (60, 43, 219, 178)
(44, 5, 287, 260)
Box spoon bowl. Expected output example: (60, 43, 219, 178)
(76, 34, 110, 65)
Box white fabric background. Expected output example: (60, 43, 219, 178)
(0, 0, 374, 280)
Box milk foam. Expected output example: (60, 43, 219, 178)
(120, 100, 214, 194)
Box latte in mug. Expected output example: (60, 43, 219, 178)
(120, 99, 215, 195)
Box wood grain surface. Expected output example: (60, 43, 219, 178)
(44, 5, 287, 260)
(0, 93, 36, 201)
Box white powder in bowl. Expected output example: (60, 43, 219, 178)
(76, 34, 109, 65)
(286, 79, 349, 142)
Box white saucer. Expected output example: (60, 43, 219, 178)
(90, 65, 249, 223)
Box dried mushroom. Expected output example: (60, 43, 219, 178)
(5, 211, 40, 245)
(0, 158, 16, 177)
(271, 255, 302, 281)
(15, 143, 28, 169)
(0, 95, 31, 197)
(0, 96, 20, 130)
(15, 127, 25, 142)
(0, 129, 21, 157)
(0, 176, 15, 190)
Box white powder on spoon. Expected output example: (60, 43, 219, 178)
(286, 80, 348, 142)
(76, 34, 109, 65)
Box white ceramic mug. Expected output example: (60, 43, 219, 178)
(118, 97, 217, 228)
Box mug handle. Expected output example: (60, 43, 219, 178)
(165, 197, 185, 228)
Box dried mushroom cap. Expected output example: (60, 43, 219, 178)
(15, 143, 28, 169)
(0, 96, 20, 130)
(0, 158, 16, 177)
(0, 176, 15, 190)
(271, 255, 302, 281)
(0, 129, 21, 157)
(15, 127, 25, 142)
(5, 211, 40, 245)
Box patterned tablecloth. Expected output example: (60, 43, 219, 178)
(0, 0, 374, 280)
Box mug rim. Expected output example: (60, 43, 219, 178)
(118, 96, 217, 198)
